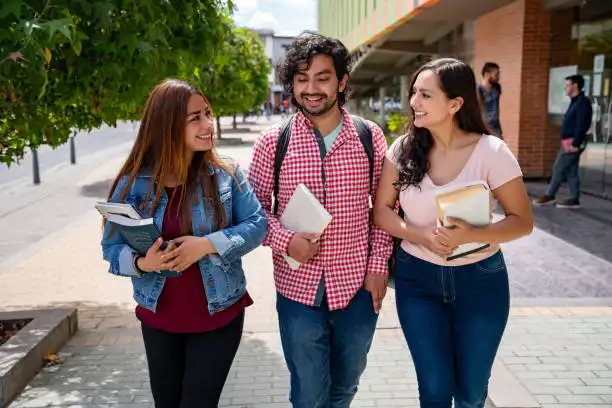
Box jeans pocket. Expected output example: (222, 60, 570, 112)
(475, 251, 506, 273)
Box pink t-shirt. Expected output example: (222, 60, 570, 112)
(386, 134, 523, 266)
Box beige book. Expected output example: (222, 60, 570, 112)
(435, 181, 491, 260)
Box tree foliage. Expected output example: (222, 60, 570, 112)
(199, 26, 270, 126)
(0, 0, 234, 164)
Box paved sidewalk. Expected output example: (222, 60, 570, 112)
(10, 309, 612, 408)
(4, 223, 612, 408)
(2, 124, 612, 407)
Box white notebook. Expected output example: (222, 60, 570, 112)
(279, 183, 332, 269)
(435, 180, 491, 261)
(95, 201, 142, 220)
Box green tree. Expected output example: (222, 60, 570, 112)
(198, 26, 270, 137)
(1, 0, 234, 165)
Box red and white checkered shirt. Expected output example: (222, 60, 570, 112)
(248, 108, 393, 311)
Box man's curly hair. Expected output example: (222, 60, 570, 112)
(277, 31, 352, 107)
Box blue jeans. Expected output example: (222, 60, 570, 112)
(276, 288, 378, 408)
(547, 146, 582, 200)
(395, 249, 510, 408)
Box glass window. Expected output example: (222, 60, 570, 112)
(573, 0, 612, 198)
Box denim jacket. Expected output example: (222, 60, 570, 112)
(100, 161, 268, 314)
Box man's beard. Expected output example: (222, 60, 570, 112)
(297, 93, 338, 116)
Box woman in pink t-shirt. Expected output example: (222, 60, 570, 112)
(374, 58, 533, 408)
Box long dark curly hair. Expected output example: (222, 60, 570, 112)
(277, 31, 352, 107)
(394, 58, 490, 190)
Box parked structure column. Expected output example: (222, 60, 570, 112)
(400, 75, 410, 114)
(379, 87, 386, 130)
(355, 95, 363, 115)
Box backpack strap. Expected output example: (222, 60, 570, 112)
(351, 115, 374, 208)
(351, 115, 376, 257)
(273, 116, 294, 215)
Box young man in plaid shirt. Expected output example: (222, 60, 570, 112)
(248, 32, 393, 408)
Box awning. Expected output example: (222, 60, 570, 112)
(350, 0, 579, 95)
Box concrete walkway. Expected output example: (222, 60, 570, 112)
(1, 119, 612, 407)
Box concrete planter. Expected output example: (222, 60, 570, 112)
(0, 309, 77, 407)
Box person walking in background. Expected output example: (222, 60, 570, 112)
(533, 74, 592, 209)
(478, 62, 503, 139)
(100, 79, 268, 408)
(374, 58, 533, 408)
(248, 32, 392, 408)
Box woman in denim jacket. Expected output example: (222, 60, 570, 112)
(101, 79, 267, 408)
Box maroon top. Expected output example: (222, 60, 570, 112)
(136, 186, 253, 333)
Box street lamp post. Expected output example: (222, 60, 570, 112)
(32, 148, 40, 185)
(70, 131, 76, 165)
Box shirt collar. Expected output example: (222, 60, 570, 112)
(571, 92, 584, 102)
(294, 106, 349, 131)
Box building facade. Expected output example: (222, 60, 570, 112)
(254, 29, 294, 110)
(318, 0, 612, 199)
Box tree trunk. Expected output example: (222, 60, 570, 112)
(232, 114, 237, 129)
(216, 116, 222, 139)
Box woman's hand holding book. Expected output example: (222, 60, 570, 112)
(136, 238, 177, 273)
(160, 236, 215, 273)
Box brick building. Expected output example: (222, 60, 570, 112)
(317, 0, 612, 199)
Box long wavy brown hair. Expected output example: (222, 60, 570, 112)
(105, 79, 233, 233)
(395, 58, 489, 191)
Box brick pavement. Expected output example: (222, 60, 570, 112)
(2, 121, 612, 407)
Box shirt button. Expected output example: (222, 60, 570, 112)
(207, 280, 214, 286)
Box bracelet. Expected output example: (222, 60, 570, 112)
(134, 255, 145, 274)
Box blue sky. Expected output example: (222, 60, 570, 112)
(232, 0, 317, 36)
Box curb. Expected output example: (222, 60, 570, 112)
(0, 308, 78, 407)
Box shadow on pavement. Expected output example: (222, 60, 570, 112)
(526, 181, 612, 264)
(80, 178, 114, 199)
(8, 301, 290, 408)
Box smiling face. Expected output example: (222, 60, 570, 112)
(293, 54, 348, 116)
(410, 69, 463, 130)
(184, 94, 214, 153)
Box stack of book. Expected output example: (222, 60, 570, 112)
(95, 202, 180, 277)
(435, 181, 491, 261)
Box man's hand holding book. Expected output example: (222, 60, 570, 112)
(287, 232, 321, 263)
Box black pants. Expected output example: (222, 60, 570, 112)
(141, 311, 244, 408)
